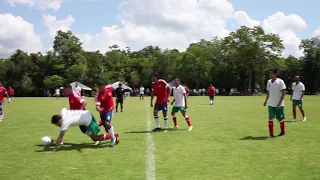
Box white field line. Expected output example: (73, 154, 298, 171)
(146, 106, 156, 180)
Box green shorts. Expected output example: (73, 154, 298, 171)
(172, 106, 186, 113)
(139, 94, 144, 97)
(86, 116, 101, 136)
(268, 106, 285, 121)
(292, 99, 303, 107)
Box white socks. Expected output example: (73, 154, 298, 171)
(108, 126, 115, 139)
(154, 116, 160, 128)
(164, 117, 168, 129)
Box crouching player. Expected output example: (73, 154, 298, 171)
(51, 108, 120, 152)
(171, 78, 193, 131)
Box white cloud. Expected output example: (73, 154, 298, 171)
(233, 11, 261, 29)
(7, 0, 63, 11)
(0, 13, 42, 58)
(262, 12, 307, 57)
(312, 28, 320, 37)
(78, 0, 234, 52)
(43, 15, 75, 37)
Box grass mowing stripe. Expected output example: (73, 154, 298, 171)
(146, 105, 156, 180)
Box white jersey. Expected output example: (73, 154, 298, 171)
(139, 87, 145, 94)
(266, 78, 286, 107)
(173, 85, 186, 107)
(292, 82, 305, 100)
(59, 108, 92, 132)
(55, 88, 60, 94)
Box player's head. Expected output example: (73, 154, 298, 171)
(210, 83, 213, 87)
(295, 76, 300, 82)
(174, 78, 180, 87)
(269, 68, 278, 79)
(51, 114, 62, 127)
(96, 80, 106, 93)
(63, 83, 73, 96)
(119, 83, 122, 88)
(152, 72, 160, 82)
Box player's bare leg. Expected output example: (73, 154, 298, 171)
(298, 106, 306, 121)
(171, 111, 178, 129)
(278, 120, 285, 136)
(152, 110, 161, 132)
(292, 104, 297, 121)
(0, 108, 3, 121)
(162, 110, 169, 132)
(181, 111, 193, 131)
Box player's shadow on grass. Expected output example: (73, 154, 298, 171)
(239, 136, 269, 140)
(125, 128, 187, 134)
(34, 142, 108, 153)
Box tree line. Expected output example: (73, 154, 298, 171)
(0, 26, 319, 96)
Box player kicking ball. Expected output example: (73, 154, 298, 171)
(171, 78, 193, 131)
(263, 68, 286, 138)
(51, 108, 119, 152)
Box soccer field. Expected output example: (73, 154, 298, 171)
(0, 96, 319, 180)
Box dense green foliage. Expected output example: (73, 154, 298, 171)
(0, 26, 319, 96)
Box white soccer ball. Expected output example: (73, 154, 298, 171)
(40, 136, 52, 146)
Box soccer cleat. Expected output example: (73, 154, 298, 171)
(116, 136, 120, 145)
(109, 138, 116, 147)
(152, 127, 161, 132)
(278, 132, 285, 136)
(163, 128, 168, 132)
(188, 126, 193, 131)
(172, 126, 179, 129)
(268, 135, 274, 139)
(94, 141, 100, 145)
(291, 119, 297, 122)
(302, 117, 307, 121)
(60, 142, 64, 145)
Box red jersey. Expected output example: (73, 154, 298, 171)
(185, 87, 189, 94)
(8, 88, 14, 95)
(0, 87, 7, 103)
(208, 86, 215, 96)
(152, 79, 169, 104)
(69, 90, 86, 110)
(95, 85, 114, 114)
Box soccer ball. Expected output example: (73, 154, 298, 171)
(40, 136, 52, 146)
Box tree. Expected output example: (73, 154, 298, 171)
(43, 75, 65, 89)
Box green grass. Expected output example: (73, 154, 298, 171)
(0, 96, 319, 180)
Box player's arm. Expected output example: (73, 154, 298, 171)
(277, 81, 287, 107)
(166, 85, 172, 98)
(290, 83, 294, 100)
(264, 82, 270, 106)
(53, 131, 66, 152)
(150, 89, 154, 106)
(94, 93, 103, 112)
(80, 100, 87, 110)
(184, 93, 188, 108)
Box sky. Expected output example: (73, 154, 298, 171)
(1, 0, 320, 58)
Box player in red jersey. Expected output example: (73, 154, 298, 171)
(0, 82, 9, 121)
(208, 84, 216, 105)
(150, 73, 172, 132)
(8, 86, 14, 103)
(95, 80, 120, 147)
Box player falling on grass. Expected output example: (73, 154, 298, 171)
(51, 108, 119, 152)
(8, 86, 14, 103)
(0, 83, 9, 121)
(263, 68, 286, 138)
(95, 80, 119, 147)
(115, 83, 125, 112)
(150, 73, 172, 132)
(208, 84, 215, 105)
(171, 78, 193, 131)
(139, 85, 145, 100)
(63, 83, 103, 145)
(290, 76, 306, 122)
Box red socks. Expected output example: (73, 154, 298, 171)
(186, 116, 192, 126)
(173, 117, 178, 126)
(300, 109, 305, 117)
(268, 121, 274, 136)
(293, 109, 297, 119)
(280, 121, 285, 134)
(103, 133, 119, 140)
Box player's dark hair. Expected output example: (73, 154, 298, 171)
(269, 68, 278, 74)
(152, 72, 160, 78)
(96, 80, 105, 86)
(119, 83, 122, 86)
(175, 77, 180, 81)
(51, 115, 62, 124)
(63, 83, 72, 89)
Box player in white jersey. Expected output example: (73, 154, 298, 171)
(170, 78, 193, 131)
(139, 85, 145, 100)
(263, 68, 286, 138)
(55, 88, 60, 100)
(290, 76, 306, 121)
(51, 108, 119, 152)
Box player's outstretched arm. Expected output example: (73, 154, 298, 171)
(53, 131, 65, 152)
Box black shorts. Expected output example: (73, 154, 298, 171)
(116, 98, 124, 104)
(209, 96, 214, 100)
